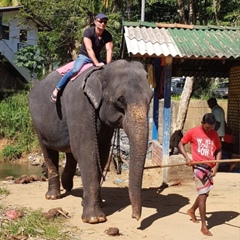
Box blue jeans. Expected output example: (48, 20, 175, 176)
(56, 54, 93, 90)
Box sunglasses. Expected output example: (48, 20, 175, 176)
(97, 19, 108, 24)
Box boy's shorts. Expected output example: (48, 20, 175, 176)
(193, 164, 214, 195)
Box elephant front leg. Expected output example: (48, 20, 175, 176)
(81, 189, 107, 224)
(80, 159, 107, 223)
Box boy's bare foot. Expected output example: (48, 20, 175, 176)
(201, 226, 212, 236)
(187, 209, 199, 223)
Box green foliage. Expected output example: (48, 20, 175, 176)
(130, 1, 178, 22)
(15, 46, 44, 78)
(15, 0, 240, 74)
(0, 92, 38, 159)
(0, 208, 70, 240)
(192, 77, 215, 99)
(19, 0, 122, 70)
(171, 95, 181, 101)
(0, 0, 20, 7)
(0, 145, 22, 161)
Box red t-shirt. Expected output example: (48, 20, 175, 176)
(181, 125, 221, 167)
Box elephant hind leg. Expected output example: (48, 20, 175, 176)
(61, 153, 77, 192)
(45, 149, 61, 200)
(38, 140, 61, 200)
(46, 175, 61, 200)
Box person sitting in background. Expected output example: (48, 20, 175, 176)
(219, 123, 236, 172)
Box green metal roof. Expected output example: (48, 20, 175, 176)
(169, 28, 240, 58)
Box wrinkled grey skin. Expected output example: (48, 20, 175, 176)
(28, 59, 153, 224)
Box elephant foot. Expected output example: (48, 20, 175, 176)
(45, 190, 61, 200)
(82, 206, 107, 224)
(46, 176, 61, 199)
(82, 216, 107, 224)
(61, 171, 74, 192)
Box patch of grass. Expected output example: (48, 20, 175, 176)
(0, 187, 9, 196)
(0, 208, 71, 240)
(171, 95, 181, 100)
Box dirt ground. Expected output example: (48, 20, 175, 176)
(1, 163, 240, 240)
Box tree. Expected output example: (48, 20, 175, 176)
(19, 0, 122, 73)
(16, 0, 240, 74)
(188, 0, 196, 24)
(213, 0, 221, 25)
(177, 0, 187, 24)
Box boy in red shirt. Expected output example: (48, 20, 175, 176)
(178, 113, 222, 236)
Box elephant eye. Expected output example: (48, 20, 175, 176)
(115, 96, 125, 112)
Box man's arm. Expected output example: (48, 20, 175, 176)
(84, 37, 103, 66)
(212, 148, 222, 176)
(214, 121, 220, 131)
(105, 41, 113, 64)
(178, 141, 192, 166)
(212, 108, 222, 131)
(215, 148, 222, 160)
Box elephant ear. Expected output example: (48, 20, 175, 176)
(82, 66, 103, 109)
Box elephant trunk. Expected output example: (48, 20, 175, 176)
(123, 104, 149, 220)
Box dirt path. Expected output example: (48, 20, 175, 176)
(1, 167, 240, 240)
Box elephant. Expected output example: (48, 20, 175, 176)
(28, 59, 153, 224)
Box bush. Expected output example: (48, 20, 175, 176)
(192, 77, 215, 99)
(0, 91, 38, 160)
(0, 145, 22, 161)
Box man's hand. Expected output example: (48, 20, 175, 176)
(185, 157, 192, 167)
(95, 62, 105, 67)
(212, 165, 218, 176)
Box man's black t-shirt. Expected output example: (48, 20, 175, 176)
(79, 26, 112, 59)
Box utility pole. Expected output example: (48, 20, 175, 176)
(141, 0, 145, 21)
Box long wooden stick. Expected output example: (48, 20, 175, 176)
(144, 159, 240, 169)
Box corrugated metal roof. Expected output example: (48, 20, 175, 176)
(123, 22, 240, 59)
(124, 26, 182, 57)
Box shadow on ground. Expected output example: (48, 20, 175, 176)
(207, 211, 240, 230)
(61, 184, 191, 230)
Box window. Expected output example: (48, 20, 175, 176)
(1, 25, 9, 40)
(19, 29, 27, 43)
